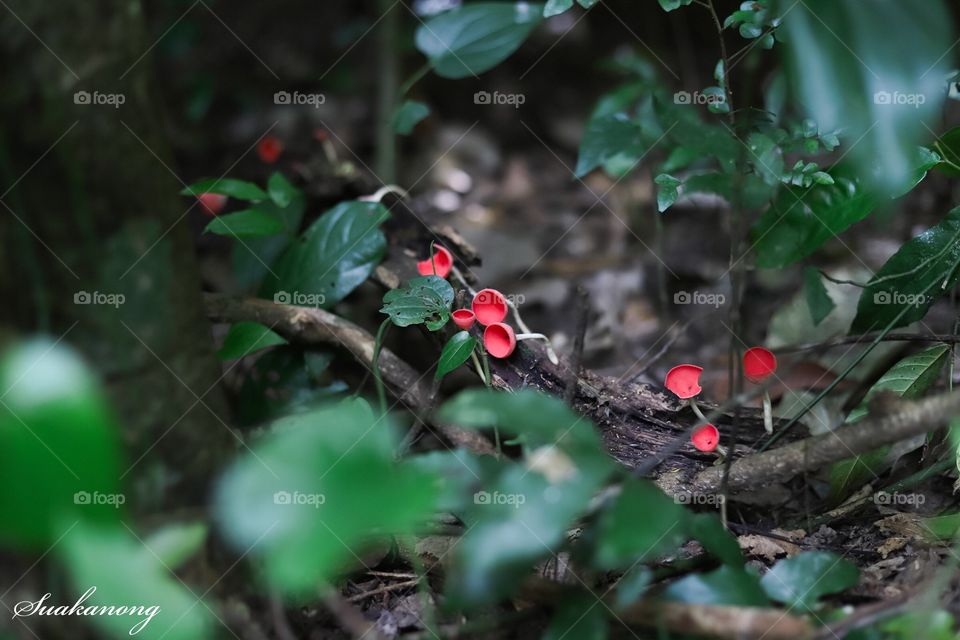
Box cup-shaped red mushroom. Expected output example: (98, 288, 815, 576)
(483, 322, 516, 358)
(197, 192, 227, 217)
(416, 245, 453, 278)
(451, 309, 476, 330)
(664, 364, 703, 400)
(691, 424, 720, 452)
(257, 135, 284, 164)
(743, 347, 777, 384)
(472, 289, 508, 326)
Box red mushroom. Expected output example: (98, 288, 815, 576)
(483, 323, 516, 359)
(743, 347, 777, 434)
(197, 192, 227, 217)
(416, 245, 453, 279)
(472, 289, 508, 326)
(691, 424, 720, 452)
(451, 309, 476, 330)
(257, 135, 284, 164)
(665, 364, 713, 425)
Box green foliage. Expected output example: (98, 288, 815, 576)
(760, 551, 859, 612)
(380, 275, 455, 330)
(724, 0, 777, 48)
(236, 348, 344, 426)
(543, 594, 607, 640)
(851, 207, 960, 334)
(576, 113, 646, 178)
(204, 209, 286, 238)
(773, 0, 951, 193)
(435, 331, 477, 381)
(234, 186, 307, 290)
(217, 321, 287, 360)
(0, 341, 122, 548)
(654, 173, 681, 212)
(658, 0, 694, 11)
(803, 267, 835, 326)
(662, 566, 769, 606)
(415, 3, 544, 79)
(181, 177, 268, 201)
(261, 200, 390, 310)
(932, 126, 960, 177)
(214, 399, 440, 597)
(392, 100, 431, 135)
(267, 172, 298, 208)
(829, 344, 949, 499)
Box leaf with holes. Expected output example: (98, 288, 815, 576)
(380, 276, 455, 330)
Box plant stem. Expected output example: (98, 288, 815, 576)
(398, 62, 433, 98)
(373, 318, 392, 415)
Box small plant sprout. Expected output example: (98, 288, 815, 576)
(472, 289, 508, 326)
(691, 424, 726, 456)
(416, 245, 453, 278)
(743, 347, 778, 434)
(482, 322, 551, 359)
(664, 364, 709, 421)
(257, 135, 284, 164)
(197, 193, 227, 216)
(451, 309, 476, 330)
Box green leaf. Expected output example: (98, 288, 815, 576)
(932, 126, 960, 177)
(829, 344, 949, 499)
(217, 321, 287, 360)
(436, 331, 477, 381)
(592, 478, 688, 569)
(214, 399, 439, 597)
(746, 132, 783, 186)
(181, 177, 267, 201)
(614, 566, 652, 609)
(233, 192, 306, 290)
(543, 593, 607, 640)
(381, 276, 455, 330)
(576, 113, 646, 177)
(415, 3, 544, 79)
(663, 566, 769, 606)
(658, 0, 694, 11)
(142, 522, 208, 569)
(267, 172, 299, 208)
(544, 0, 574, 17)
(58, 520, 211, 640)
(407, 449, 484, 512)
(689, 513, 744, 566)
(204, 208, 286, 238)
(760, 551, 858, 612)
(261, 200, 389, 309)
(392, 100, 431, 135)
(655, 173, 682, 212)
(773, 0, 951, 193)
(0, 341, 122, 549)
(851, 207, 960, 334)
(803, 267, 835, 326)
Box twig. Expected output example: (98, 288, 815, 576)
(347, 578, 420, 603)
(564, 286, 589, 406)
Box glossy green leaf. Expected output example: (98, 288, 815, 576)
(803, 267, 835, 326)
(851, 207, 960, 334)
(543, 0, 573, 17)
(829, 344, 949, 499)
(760, 551, 858, 611)
(181, 177, 267, 201)
(415, 3, 544, 79)
(261, 200, 389, 309)
(217, 322, 287, 360)
(773, 0, 951, 192)
(58, 520, 211, 640)
(655, 173, 681, 212)
(932, 126, 960, 177)
(746, 132, 783, 186)
(233, 192, 305, 290)
(658, 0, 694, 11)
(392, 100, 431, 135)
(575, 113, 646, 178)
(663, 566, 769, 606)
(380, 275, 455, 330)
(436, 331, 477, 381)
(267, 172, 299, 208)
(543, 593, 607, 640)
(0, 341, 122, 549)
(204, 208, 285, 238)
(214, 399, 439, 597)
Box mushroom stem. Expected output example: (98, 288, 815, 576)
(762, 390, 773, 435)
(471, 351, 488, 386)
(688, 398, 709, 423)
(516, 332, 550, 341)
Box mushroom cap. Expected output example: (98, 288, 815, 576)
(451, 309, 476, 330)
(197, 193, 227, 217)
(664, 364, 703, 399)
(483, 323, 516, 359)
(257, 136, 284, 164)
(691, 424, 720, 452)
(472, 289, 508, 326)
(743, 347, 777, 384)
(416, 245, 453, 278)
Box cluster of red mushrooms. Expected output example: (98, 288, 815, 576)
(417, 245, 540, 359)
(664, 347, 778, 454)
